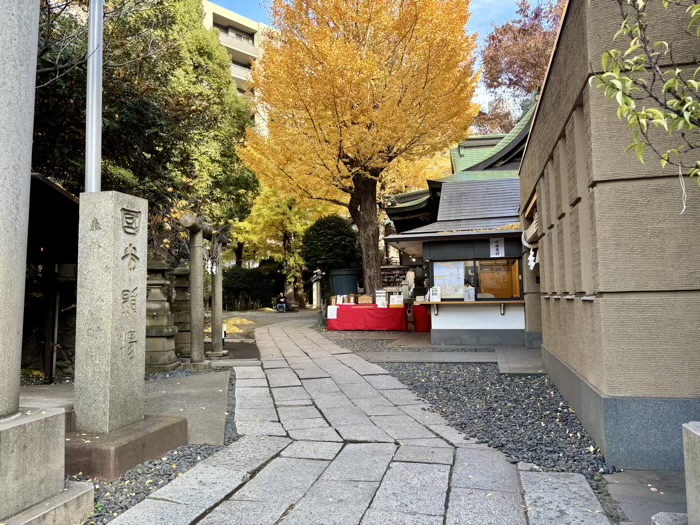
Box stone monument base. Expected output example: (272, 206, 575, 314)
(145, 334, 181, 373)
(181, 360, 212, 371)
(146, 361, 181, 374)
(0, 408, 85, 523)
(1, 411, 93, 524)
(6, 481, 94, 525)
(174, 330, 192, 357)
(65, 415, 187, 480)
(204, 339, 228, 358)
(206, 351, 229, 359)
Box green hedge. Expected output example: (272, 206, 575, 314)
(222, 265, 285, 311)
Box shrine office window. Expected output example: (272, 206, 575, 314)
(430, 259, 522, 301)
(476, 259, 521, 300)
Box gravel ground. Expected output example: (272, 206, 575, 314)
(68, 444, 223, 524)
(21, 366, 229, 386)
(19, 374, 73, 386)
(71, 368, 239, 523)
(383, 363, 618, 485)
(145, 366, 229, 382)
(318, 328, 404, 337)
(327, 332, 495, 354)
(383, 363, 625, 521)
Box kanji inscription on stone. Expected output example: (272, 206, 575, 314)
(121, 287, 138, 316)
(122, 244, 140, 271)
(121, 330, 137, 360)
(121, 208, 141, 235)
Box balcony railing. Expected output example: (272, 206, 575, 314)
(231, 63, 252, 81)
(218, 31, 259, 58)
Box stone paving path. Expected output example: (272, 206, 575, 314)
(111, 320, 610, 525)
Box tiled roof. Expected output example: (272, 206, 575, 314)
(434, 169, 519, 184)
(403, 217, 520, 234)
(450, 144, 493, 173)
(472, 102, 536, 169)
(448, 97, 537, 174)
(437, 179, 521, 222)
(385, 189, 430, 210)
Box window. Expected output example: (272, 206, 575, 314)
(214, 24, 254, 45)
(430, 259, 521, 301)
(432, 261, 469, 299)
(231, 29, 254, 44)
(477, 259, 520, 299)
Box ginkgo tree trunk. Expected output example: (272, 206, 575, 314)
(239, 0, 480, 295)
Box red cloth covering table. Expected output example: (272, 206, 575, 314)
(328, 304, 408, 331)
(413, 305, 432, 333)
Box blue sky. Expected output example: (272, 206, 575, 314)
(214, 0, 519, 46)
(214, 0, 520, 107)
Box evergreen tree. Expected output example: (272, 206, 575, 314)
(301, 216, 360, 274)
(33, 0, 257, 259)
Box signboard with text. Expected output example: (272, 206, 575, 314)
(489, 237, 505, 258)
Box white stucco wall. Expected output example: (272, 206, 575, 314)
(430, 304, 525, 330)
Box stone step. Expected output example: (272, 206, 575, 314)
(520, 471, 612, 525)
(5, 481, 94, 525)
(109, 435, 291, 525)
(651, 513, 689, 525)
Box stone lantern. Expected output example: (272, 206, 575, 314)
(146, 259, 179, 372)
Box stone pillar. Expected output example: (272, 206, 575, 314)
(211, 260, 224, 355)
(1, 6, 94, 522)
(312, 280, 321, 309)
(285, 280, 294, 303)
(189, 228, 205, 363)
(179, 214, 211, 369)
(0, 1, 39, 420)
(146, 260, 179, 373)
(75, 192, 147, 434)
(171, 264, 191, 357)
(684, 422, 700, 525)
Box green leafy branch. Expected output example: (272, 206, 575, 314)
(593, 0, 700, 179)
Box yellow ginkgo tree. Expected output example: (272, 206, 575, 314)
(239, 0, 480, 294)
(233, 187, 336, 305)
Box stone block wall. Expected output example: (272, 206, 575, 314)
(520, 0, 700, 469)
(522, 252, 542, 347)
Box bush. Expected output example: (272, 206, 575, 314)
(301, 215, 361, 273)
(222, 265, 285, 311)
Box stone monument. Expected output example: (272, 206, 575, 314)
(146, 259, 179, 373)
(0, 4, 93, 522)
(67, 192, 187, 479)
(74, 192, 148, 433)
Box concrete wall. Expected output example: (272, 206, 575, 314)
(520, 0, 700, 469)
(203, 1, 268, 41)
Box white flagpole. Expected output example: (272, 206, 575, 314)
(85, 0, 104, 192)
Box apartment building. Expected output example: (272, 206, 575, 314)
(203, 1, 267, 93)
